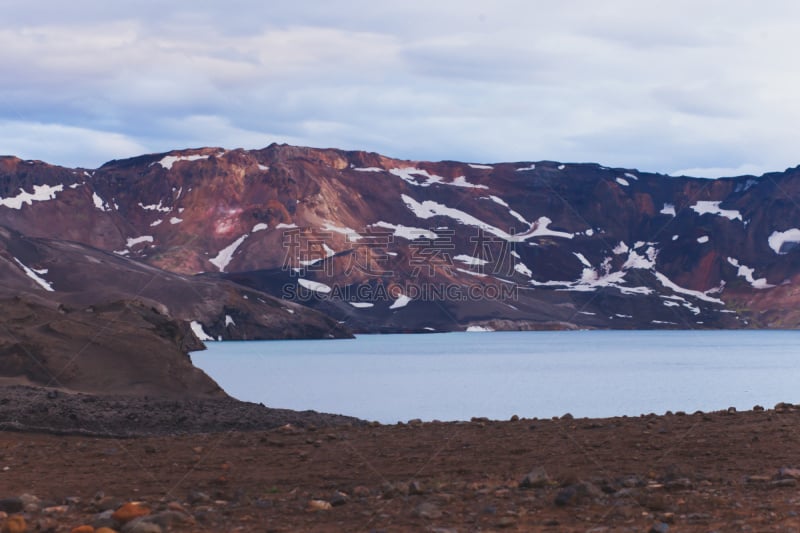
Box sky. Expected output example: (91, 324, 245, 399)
(2, 1, 800, 177)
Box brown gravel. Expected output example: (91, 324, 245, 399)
(1, 399, 800, 531)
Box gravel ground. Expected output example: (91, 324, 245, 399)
(0, 385, 362, 437)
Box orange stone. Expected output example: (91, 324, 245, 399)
(111, 502, 150, 523)
(70, 527, 95, 533)
(1, 515, 26, 533)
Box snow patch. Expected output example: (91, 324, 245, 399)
(768, 228, 800, 254)
(612, 241, 629, 255)
(690, 201, 742, 222)
(0, 184, 64, 209)
(449, 176, 489, 189)
(624, 172, 638, 180)
(468, 163, 493, 169)
(353, 167, 383, 172)
(489, 195, 509, 207)
(210, 235, 248, 272)
(190, 321, 214, 341)
(169, 217, 183, 224)
(258, 164, 269, 171)
(126, 236, 154, 248)
(456, 267, 487, 277)
(225, 315, 236, 327)
(615, 177, 630, 186)
(466, 326, 495, 332)
(252, 223, 268, 232)
(557, 164, 565, 170)
(155, 154, 210, 170)
(660, 203, 676, 216)
(726, 257, 773, 289)
(138, 201, 171, 213)
(150, 219, 163, 227)
(401, 194, 573, 241)
(92, 192, 111, 212)
(654, 272, 724, 304)
(697, 236, 709, 244)
(372, 221, 437, 240)
(13, 258, 54, 291)
(389, 294, 412, 309)
(573, 252, 592, 268)
(622, 247, 658, 269)
(389, 167, 444, 187)
(454, 254, 489, 266)
(276, 223, 298, 229)
(297, 278, 332, 294)
(349, 302, 374, 308)
(516, 163, 536, 172)
(514, 262, 532, 277)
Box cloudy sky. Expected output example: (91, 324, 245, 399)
(2, 1, 800, 177)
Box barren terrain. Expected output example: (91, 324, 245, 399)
(1, 389, 799, 532)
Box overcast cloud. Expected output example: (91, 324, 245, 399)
(2, 1, 800, 177)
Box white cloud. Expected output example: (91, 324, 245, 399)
(0, 120, 148, 168)
(1, 1, 800, 175)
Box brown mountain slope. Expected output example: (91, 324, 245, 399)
(1, 145, 800, 331)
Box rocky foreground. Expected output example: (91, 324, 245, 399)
(0, 398, 800, 532)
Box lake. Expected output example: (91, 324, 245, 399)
(191, 330, 800, 423)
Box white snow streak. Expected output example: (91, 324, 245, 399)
(92, 192, 111, 212)
(190, 321, 214, 341)
(372, 221, 437, 240)
(454, 254, 489, 266)
(654, 272, 724, 304)
(726, 257, 773, 289)
(297, 278, 332, 294)
(126, 235, 154, 248)
(389, 294, 412, 309)
(13, 258, 54, 291)
(690, 201, 743, 222)
(0, 184, 64, 209)
(155, 154, 210, 170)
(210, 235, 248, 272)
(449, 176, 489, 189)
(401, 194, 573, 241)
(138, 200, 171, 213)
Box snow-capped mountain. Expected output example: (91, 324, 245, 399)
(2, 144, 800, 332)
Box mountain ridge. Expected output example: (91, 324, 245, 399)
(3, 143, 800, 332)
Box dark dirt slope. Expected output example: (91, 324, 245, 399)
(0, 225, 351, 397)
(0, 296, 220, 398)
(0, 225, 351, 341)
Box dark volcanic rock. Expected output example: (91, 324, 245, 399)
(0, 385, 362, 436)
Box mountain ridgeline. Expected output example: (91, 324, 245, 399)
(2, 144, 800, 337)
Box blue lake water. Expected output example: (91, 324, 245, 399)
(191, 331, 800, 423)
